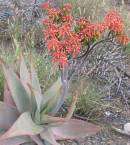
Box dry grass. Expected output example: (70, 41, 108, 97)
(57, 0, 110, 21)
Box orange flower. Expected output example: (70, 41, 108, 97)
(59, 23, 71, 37)
(117, 34, 130, 45)
(77, 18, 105, 41)
(62, 15, 73, 23)
(46, 38, 60, 50)
(94, 22, 106, 33)
(48, 8, 61, 20)
(43, 23, 58, 40)
(63, 3, 72, 11)
(51, 52, 68, 66)
(104, 10, 124, 33)
(78, 18, 91, 30)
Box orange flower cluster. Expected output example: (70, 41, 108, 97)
(77, 10, 130, 44)
(103, 10, 130, 44)
(77, 18, 106, 42)
(42, 3, 130, 66)
(104, 10, 124, 33)
(42, 2, 80, 66)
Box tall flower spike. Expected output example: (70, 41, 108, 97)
(42, 2, 81, 66)
(43, 3, 130, 67)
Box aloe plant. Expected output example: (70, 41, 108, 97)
(0, 57, 101, 145)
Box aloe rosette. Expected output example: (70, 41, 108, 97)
(0, 57, 101, 145)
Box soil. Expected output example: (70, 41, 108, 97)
(64, 132, 130, 145)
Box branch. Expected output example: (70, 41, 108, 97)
(77, 42, 90, 59)
(68, 37, 117, 81)
(104, 60, 130, 79)
(77, 38, 112, 60)
(50, 65, 69, 115)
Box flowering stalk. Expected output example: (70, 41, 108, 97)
(42, 2, 81, 67)
(42, 3, 130, 67)
(41, 2, 130, 114)
(50, 65, 68, 115)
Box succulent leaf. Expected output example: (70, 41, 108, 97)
(31, 65, 42, 111)
(41, 78, 62, 113)
(0, 135, 31, 145)
(0, 101, 18, 130)
(2, 63, 30, 113)
(0, 112, 43, 140)
(40, 114, 65, 124)
(40, 128, 60, 145)
(30, 135, 44, 145)
(0, 56, 102, 145)
(51, 119, 101, 140)
(20, 56, 31, 97)
(34, 109, 41, 124)
(20, 57, 37, 116)
(21, 143, 36, 145)
(30, 95, 37, 119)
(3, 80, 15, 106)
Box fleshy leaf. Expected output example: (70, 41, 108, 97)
(21, 143, 36, 145)
(0, 112, 43, 140)
(40, 113, 65, 124)
(51, 119, 101, 140)
(34, 109, 41, 124)
(41, 78, 62, 113)
(2, 63, 30, 113)
(0, 136, 31, 145)
(30, 135, 44, 145)
(40, 128, 60, 145)
(20, 57, 37, 116)
(0, 101, 18, 130)
(31, 65, 42, 111)
(3, 80, 15, 106)
(20, 56, 31, 97)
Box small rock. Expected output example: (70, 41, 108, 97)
(124, 123, 130, 133)
(104, 111, 112, 117)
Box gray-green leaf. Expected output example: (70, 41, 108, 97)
(40, 128, 60, 145)
(31, 65, 42, 111)
(0, 112, 43, 140)
(2, 63, 30, 113)
(20, 56, 31, 97)
(0, 136, 31, 145)
(41, 78, 62, 113)
(51, 119, 101, 140)
(0, 101, 18, 130)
